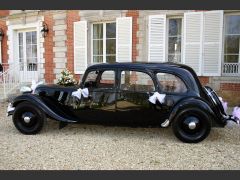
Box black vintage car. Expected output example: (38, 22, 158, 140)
(7, 62, 237, 143)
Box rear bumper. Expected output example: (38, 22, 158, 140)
(223, 114, 240, 125)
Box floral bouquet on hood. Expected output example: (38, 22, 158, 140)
(57, 69, 77, 86)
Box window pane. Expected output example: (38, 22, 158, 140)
(168, 54, 181, 62)
(32, 45, 37, 58)
(84, 70, 99, 88)
(224, 35, 240, 54)
(99, 70, 115, 88)
(225, 15, 240, 35)
(157, 73, 187, 93)
(106, 39, 116, 54)
(26, 44, 32, 58)
(93, 56, 103, 63)
(168, 37, 181, 54)
(19, 45, 23, 59)
(32, 31, 37, 44)
(106, 56, 116, 63)
(18, 33, 23, 45)
(93, 40, 103, 55)
(224, 55, 239, 63)
(93, 24, 103, 39)
(106, 23, 116, 38)
(169, 19, 182, 36)
(26, 32, 32, 44)
(120, 71, 155, 92)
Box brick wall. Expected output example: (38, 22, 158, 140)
(44, 13, 55, 83)
(0, 20, 8, 64)
(198, 76, 209, 86)
(66, 10, 80, 81)
(0, 10, 9, 17)
(126, 10, 139, 62)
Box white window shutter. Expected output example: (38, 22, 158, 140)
(183, 12, 203, 75)
(148, 15, 166, 62)
(74, 21, 87, 74)
(202, 11, 223, 76)
(116, 17, 132, 62)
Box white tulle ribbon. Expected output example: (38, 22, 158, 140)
(71, 88, 89, 100)
(232, 106, 240, 122)
(148, 92, 166, 104)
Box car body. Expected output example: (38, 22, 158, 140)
(7, 62, 235, 143)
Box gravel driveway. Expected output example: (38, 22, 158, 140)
(0, 102, 240, 170)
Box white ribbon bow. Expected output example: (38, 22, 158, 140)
(71, 88, 89, 100)
(148, 92, 166, 104)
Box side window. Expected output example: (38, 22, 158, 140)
(156, 73, 187, 93)
(84, 70, 115, 89)
(98, 70, 115, 88)
(120, 70, 155, 92)
(84, 70, 99, 88)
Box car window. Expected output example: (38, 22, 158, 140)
(120, 70, 155, 92)
(156, 73, 187, 93)
(84, 70, 115, 89)
(98, 70, 115, 88)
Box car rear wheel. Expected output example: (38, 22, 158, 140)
(172, 108, 211, 143)
(13, 102, 46, 134)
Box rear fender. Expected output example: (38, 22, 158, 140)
(168, 97, 225, 127)
(12, 94, 77, 123)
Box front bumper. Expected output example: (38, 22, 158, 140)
(7, 103, 15, 116)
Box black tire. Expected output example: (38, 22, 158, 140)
(172, 108, 211, 143)
(12, 101, 46, 134)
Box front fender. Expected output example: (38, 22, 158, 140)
(168, 97, 224, 127)
(11, 94, 77, 123)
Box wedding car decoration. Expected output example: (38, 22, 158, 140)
(57, 69, 77, 86)
(6, 62, 240, 143)
(71, 88, 89, 100)
(148, 92, 166, 104)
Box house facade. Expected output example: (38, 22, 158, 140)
(0, 10, 239, 105)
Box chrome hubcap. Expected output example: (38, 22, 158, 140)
(188, 122, 196, 130)
(23, 116, 31, 123)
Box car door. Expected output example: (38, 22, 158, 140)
(72, 69, 117, 123)
(116, 69, 163, 126)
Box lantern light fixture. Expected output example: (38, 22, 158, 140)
(41, 22, 49, 38)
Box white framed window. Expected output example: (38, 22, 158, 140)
(167, 18, 183, 63)
(91, 22, 116, 64)
(223, 14, 240, 75)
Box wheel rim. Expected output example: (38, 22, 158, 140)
(19, 111, 38, 128)
(177, 113, 208, 140)
(181, 116, 201, 135)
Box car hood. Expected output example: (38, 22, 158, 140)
(34, 84, 79, 96)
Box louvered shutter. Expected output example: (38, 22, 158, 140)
(116, 17, 132, 62)
(74, 21, 87, 74)
(202, 11, 223, 76)
(148, 15, 166, 62)
(183, 12, 203, 75)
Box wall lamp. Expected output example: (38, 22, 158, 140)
(41, 22, 49, 38)
(0, 28, 4, 41)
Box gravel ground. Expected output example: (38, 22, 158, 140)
(0, 102, 240, 170)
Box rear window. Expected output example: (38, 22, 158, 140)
(156, 73, 187, 93)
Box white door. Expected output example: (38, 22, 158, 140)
(18, 30, 39, 83)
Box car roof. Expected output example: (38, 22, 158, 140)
(87, 62, 195, 74)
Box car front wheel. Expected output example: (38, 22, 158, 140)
(172, 108, 211, 143)
(13, 102, 46, 134)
